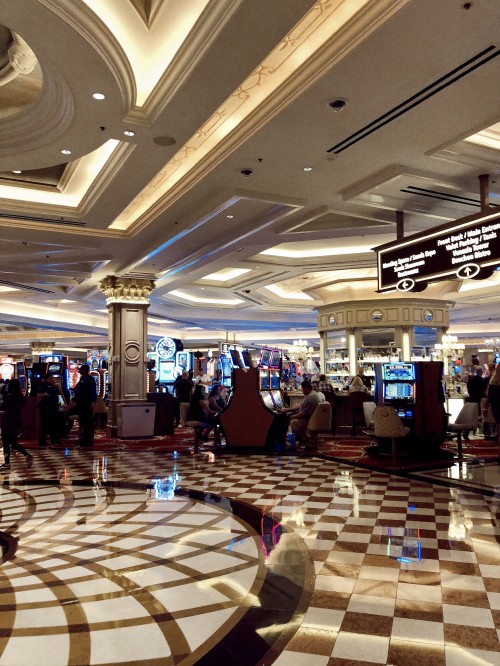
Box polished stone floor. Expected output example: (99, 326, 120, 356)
(0, 447, 499, 665)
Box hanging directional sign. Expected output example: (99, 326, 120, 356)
(375, 209, 500, 292)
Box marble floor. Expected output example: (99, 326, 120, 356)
(0, 446, 499, 665)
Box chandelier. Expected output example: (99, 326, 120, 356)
(288, 339, 314, 361)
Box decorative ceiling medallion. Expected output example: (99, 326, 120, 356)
(371, 309, 384, 323)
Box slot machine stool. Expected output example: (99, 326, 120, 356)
(373, 406, 411, 467)
(179, 402, 206, 454)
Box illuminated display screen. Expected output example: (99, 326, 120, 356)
(270, 370, 280, 389)
(383, 382, 414, 401)
(260, 370, 269, 390)
(382, 363, 415, 381)
(269, 350, 281, 369)
(259, 348, 272, 367)
(376, 212, 500, 291)
(48, 363, 62, 375)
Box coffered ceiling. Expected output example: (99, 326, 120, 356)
(0, 0, 500, 356)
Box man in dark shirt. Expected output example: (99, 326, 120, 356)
(466, 366, 488, 407)
(37, 373, 62, 448)
(72, 364, 97, 446)
(174, 371, 193, 426)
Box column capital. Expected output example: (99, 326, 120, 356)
(31, 342, 55, 355)
(99, 275, 156, 305)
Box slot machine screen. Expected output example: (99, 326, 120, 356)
(229, 349, 243, 368)
(159, 360, 175, 382)
(270, 371, 280, 389)
(242, 351, 253, 368)
(260, 369, 270, 390)
(271, 392, 284, 410)
(48, 362, 62, 376)
(259, 348, 272, 367)
(262, 392, 274, 409)
(16, 362, 25, 375)
(382, 363, 415, 381)
(383, 382, 414, 401)
(220, 356, 232, 376)
(270, 350, 281, 369)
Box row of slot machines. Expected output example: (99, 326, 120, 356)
(15, 358, 108, 404)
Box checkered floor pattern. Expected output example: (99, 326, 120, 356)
(1, 447, 499, 665)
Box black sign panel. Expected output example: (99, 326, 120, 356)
(376, 211, 500, 291)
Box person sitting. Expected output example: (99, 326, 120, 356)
(349, 368, 371, 392)
(311, 381, 325, 402)
(187, 384, 218, 442)
(283, 380, 324, 443)
(318, 374, 334, 394)
(208, 384, 226, 413)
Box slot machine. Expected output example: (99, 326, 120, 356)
(45, 361, 70, 404)
(30, 361, 48, 396)
(375, 360, 446, 448)
(376, 362, 416, 427)
(16, 361, 27, 396)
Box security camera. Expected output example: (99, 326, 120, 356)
(240, 168, 253, 177)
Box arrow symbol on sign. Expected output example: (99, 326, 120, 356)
(402, 281, 409, 289)
(464, 266, 473, 277)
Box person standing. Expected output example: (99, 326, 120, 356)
(37, 373, 62, 448)
(466, 366, 488, 408)
(72, 365, 97, 447)
(0, 378, 32, 470)
(173, 370, 193, 427)
(484, 364, 500, 452)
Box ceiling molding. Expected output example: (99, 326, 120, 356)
(0, 60, 74, 156)
(125, 0, 243, 123)
(109, 0, 410, 235)
(38, 0, 134, 113)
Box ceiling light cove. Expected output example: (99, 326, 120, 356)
(169, 290, 244, 305)
(260, 244, 377, 259)
(265, 284, 313, 300)
(0, 141, 120, 207)
(464, 121, 500, 151)
(201, 268, 251, 282)
(92, 92, 105, 100)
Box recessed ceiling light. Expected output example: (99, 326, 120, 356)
(124, 130, 135, 137)
(227, 215, 234, 219)
(92, 92, 105, 100)
(12, 170, 22, 174)
(61, 149, 71, 155)
(303, 166, 312, 172)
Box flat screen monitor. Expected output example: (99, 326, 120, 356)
(242, 351, 253, 368)
(269, 349, 281, 369)
(382, 362, 415, 381)
(16, 362, 25, 375)
(383, 382, 414, 401)
(259, 348, 272, 367)
(48, 362, 62, 375)
(229, 349, 243, 368)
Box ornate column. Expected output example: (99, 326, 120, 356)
(99, 275, 155, 436)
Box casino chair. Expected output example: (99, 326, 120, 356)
(349, 391, 372, 436)
(373, 406, 411, 467)
(179, 402, 206, 454)
(447, 402, 479, 459)
(363, 401, 377, 431)
(305, 402, 332, 452)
